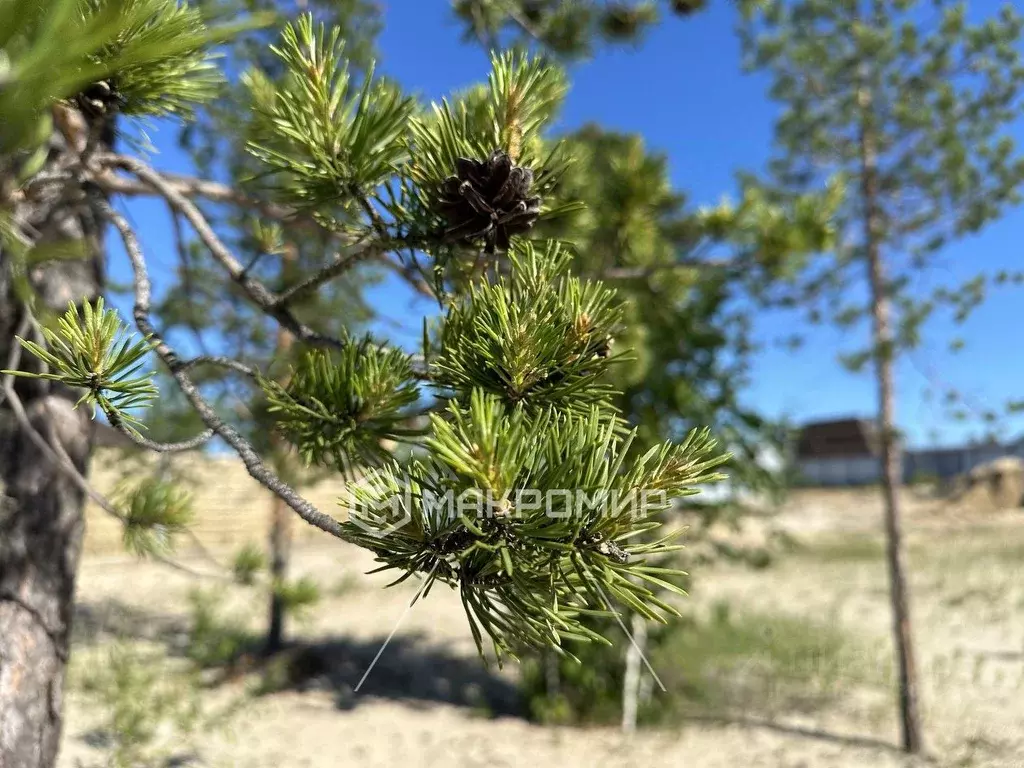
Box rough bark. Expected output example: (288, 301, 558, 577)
(0, 107, 106, 768)
(858, 84, 923, 754)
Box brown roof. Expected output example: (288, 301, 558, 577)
(795, 418, 880, 459)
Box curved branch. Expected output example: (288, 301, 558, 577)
(101, 156, 347, 349)
(103, 409, 214, 453)
(96, 196, 354, 544)
(180, 355, 260, 378)
(94, 155, 297, 220)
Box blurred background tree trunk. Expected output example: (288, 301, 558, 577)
(266, 242, 297, 655)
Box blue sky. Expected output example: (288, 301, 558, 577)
(113, 0, 1024, 448)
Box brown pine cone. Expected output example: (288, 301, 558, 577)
(437, 149, 542, 252)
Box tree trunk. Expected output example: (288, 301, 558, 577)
(0, 106, 107, 768)
(858, 86, 923, 755)
(265, 493, 293, 654)
(621, 612, 647, 735)
(265, 244, 297, 655)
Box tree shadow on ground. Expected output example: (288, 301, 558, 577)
(73, 598, 189, 647)
(682, 714, 910, 755)
(75, 601, 904, 748)
(259, 633, 523, 717)
(72, 599, 522, 718)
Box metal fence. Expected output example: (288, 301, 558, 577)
(796, 456, 882, 486)
(795, 439, 1024, 487)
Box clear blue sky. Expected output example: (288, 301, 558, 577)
(113, 0, 1024, 449)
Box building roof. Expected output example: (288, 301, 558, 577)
(795, 418, 880, 459)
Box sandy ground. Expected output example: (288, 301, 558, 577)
(59, 490, 1024, 768)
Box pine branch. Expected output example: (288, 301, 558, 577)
(105, 410, 213, 453)
(179, 356, 260, 378)
(4, 298, 159, 434)
(243, 14, 416, 212)
(95, 194, 357, 544)
(1, 313, 216, 579)
(94, 159, 297, 218)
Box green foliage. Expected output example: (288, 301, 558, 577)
(484, 51, 568, 167)
(400, 51, 579, 248)
(452, 0, 708, 59)
(117, 476, 194, 558)
(244, 14, 415, 212)
(650, 602, 876, 719)
(339, 388, 728, 660)
(522, 602, 878, 726)
(4, 299, 157, 434)
(433, 242, 622, 412)
(741, 0, 1024, 380)
(232, 542, 267, 585)
(186, 589, 257, 669)
(271, 575, 321, 619)
(74, 644, 210, 768)
(80, 0, 229, 118)
(0, 0, 246, 158)
(260, 341, 421, 468)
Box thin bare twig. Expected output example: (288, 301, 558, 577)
(504, 4, 545, 45)
(274, 245, 381, 306)
(102, 156, 348, 350)
(180, 356, 260, 378)
(104, 409, 214, 453)
(381, 253, 437, 300)
(94, 157, 296, 221)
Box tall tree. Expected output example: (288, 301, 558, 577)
(0, 1, 231, 761)
(740, 0, 1024, 752)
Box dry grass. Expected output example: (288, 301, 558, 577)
(62, 461, 1024, 768)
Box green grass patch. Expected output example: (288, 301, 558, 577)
(186, 589, 260, 669)
(793, 533, 885, 563)
(522, 601, 881, 726)
(649, 602, 880, 721)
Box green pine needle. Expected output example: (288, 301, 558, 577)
(244, 13, 416, 212)
(433, 240, 624, 412)
(118, 476, 194, 558)
(3, 299, 158, 434)
(261, 340, 421, 467)
(338, 390, 728, 659)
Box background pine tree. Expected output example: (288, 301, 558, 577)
(740, 0, 1024, 752)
